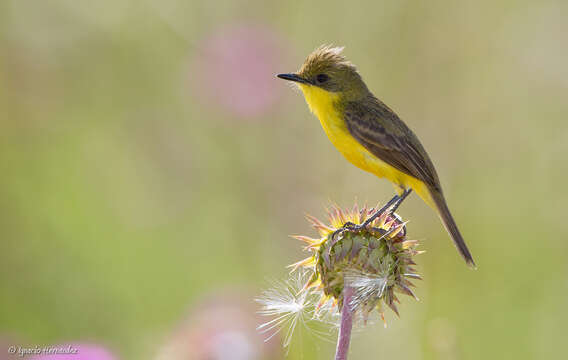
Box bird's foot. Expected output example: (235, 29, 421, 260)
(329, 221, 362, 242)
(328, 212, 386, 250)
(327, 190, 413, 252)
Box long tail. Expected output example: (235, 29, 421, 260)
(424, 187, 476, 268)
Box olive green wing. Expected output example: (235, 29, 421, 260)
(343, 100, 440, 190)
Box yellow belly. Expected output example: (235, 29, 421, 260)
(299, 84, 431, 202)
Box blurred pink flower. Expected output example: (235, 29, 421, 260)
(29, 343, 116, 360)
(190, 23, 289, 119)
(155, 290, 282, 360)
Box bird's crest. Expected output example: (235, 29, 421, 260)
(298, 45, 356, 77)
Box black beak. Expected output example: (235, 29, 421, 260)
(277, 73, 312, 85)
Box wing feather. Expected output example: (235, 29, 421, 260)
(344, 100, 440, 190)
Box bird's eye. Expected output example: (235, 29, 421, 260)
(316, 74, 329, 83)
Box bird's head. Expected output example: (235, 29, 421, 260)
(277, 45, 369, 101)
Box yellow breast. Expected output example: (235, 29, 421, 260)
(298, 84, 417, 192)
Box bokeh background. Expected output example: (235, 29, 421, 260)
(1, 0, 567, 359)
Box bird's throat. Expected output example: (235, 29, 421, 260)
(298, 84, 342, 122)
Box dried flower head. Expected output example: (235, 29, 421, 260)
(291, 204, 422, 323)
(257, 203, 423, 351)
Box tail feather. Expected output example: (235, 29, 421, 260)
(429, 189, 476, 268)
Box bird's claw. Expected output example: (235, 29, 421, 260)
(342, 221, 362, 231)
(326, 190, 412, 255)
(332, 221, 364, 239)
(328, 222, 367, 252)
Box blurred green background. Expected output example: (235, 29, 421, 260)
(1, 0, 567, 359)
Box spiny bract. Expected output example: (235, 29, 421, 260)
(290, 204, 423, 324)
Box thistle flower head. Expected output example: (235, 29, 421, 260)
(291, 204, 422, 322)
(257, 203, 423, 350)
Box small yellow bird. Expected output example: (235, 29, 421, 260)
(278, 45, 475, 267)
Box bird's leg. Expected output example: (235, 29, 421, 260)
(358, 189, 411, 229)
(328, 191, 404, 249)
(388, 188, 412, 214)
(329, 188, 413, 245)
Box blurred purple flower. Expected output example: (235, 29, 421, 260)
(190, 23, 289, 119)
(29, 343, 116, 360)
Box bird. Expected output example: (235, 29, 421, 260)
(277, 45, 475, 267)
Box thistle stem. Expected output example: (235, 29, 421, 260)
(335, 285, 354, 360)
